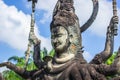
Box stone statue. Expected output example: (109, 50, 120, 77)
(0, 0, 119, 80)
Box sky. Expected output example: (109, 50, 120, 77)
(0, 0, 120, 72)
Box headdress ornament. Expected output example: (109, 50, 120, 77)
(50, 0, 79, 30)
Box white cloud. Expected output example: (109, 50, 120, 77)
(36, 0, 57, 23)
(0, 0, 51, 51)
(0, 1, 30, 51)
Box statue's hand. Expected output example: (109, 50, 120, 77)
(109, 16, 119, 35)
(29, 32, 41, 45)
(111, 16, 119, 24)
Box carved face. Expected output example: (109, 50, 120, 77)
(51, 26, 69, 53)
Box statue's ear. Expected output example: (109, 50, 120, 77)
(69, 34, 73, 43)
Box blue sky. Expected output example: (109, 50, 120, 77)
(0, 0, 120, 65)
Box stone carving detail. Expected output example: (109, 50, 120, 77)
(0, 0, 119, 80)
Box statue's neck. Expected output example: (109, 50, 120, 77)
(56, 51, 68, 58)
(54, 49, 75, 64)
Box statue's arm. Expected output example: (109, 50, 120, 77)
(28, 32, 47, 69)
(90, 27, 113, 64)
(80, 0, 99, 33)
(92, 48, 120, 77)
(33, 41, 47, 69)
(90, 16, 119, 64)
(0, 62, 39, 79)
(0, 35, 45, 79)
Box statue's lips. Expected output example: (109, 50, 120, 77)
(54, 45, 60, 48)
(54, 43, 61, 48)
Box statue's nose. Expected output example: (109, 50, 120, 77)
(53, 38, 58, 43)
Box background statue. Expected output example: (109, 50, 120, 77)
(0, 0, 119, 80)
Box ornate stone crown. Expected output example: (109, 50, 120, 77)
(50, 0, 82, 54)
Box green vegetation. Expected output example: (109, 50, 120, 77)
(3, 70, 24, 80)
(105, 52, 117, 65)
(2, 48, 55, 80)
(105, 52, 118, 79)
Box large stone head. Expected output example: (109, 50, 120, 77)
(50, 0, 82, 54)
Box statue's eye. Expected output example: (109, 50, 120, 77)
(70, 34, 73, 38)
(57, 34, 62, 37)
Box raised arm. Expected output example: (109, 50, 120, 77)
(80, 0, 99, 32)
(90, 16, 119, 64)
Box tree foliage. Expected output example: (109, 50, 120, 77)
(105, 52, 117, 65)
(2, 48, 55, 80)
